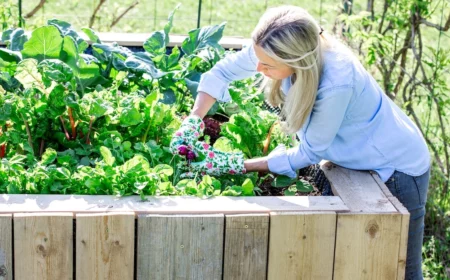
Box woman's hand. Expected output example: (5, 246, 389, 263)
(169, 115, 205, 155)
(180, 141, 246, 178)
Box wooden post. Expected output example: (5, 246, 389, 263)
(76, 212, 134, 280)
(223, 214, 269, 280)
(333, 213, 402, 279)
(0, 215, 12, 280)
(14, 213, 73, 280)
(267, 212, 336, 279)
(137, 214, 224, 280)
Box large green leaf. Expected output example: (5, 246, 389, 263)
(0, 48, 21, 63)
(163, 4, 180, 45)
(40, 148, 57, 166)
(181, 23, 226, 55)
(81, 28, 102, 44)
(92, 43, 132, 64)
(271, 176, 297, 188)
(77, 57, 106, 88)
(143, 31, 166, 56)
(89, 98, 111, 118)
(22, 26, 63, 61)
(1, 29, 13, 43)
(15, 59, 48, 93)
(124, 52, 166, 78)
(100, 146, 115, 166)
(160, 88, 176, 104)
(38, 59, 74, 85)
(120, 107, 142, 126)
(9, 29, 28, 51)
(48, 19, 89, 53)
(61, 36, 79, 71)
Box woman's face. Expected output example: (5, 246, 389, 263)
(254, 44, 294, 80)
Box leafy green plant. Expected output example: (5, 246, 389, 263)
(0, 7, 274, 198)
(271, 175, 314, 196)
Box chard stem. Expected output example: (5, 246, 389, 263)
(142, 119, 152, 143)
(39, 138, 45, 157)
(68, 107, 76, 139)
(21, 113, 34, 155)
(59, 116, 71, 141)
(86, 116, 95, 145)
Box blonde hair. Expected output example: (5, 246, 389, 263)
(252, 6, 327, 134)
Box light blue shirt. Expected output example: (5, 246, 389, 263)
(198, 44, 430, 182)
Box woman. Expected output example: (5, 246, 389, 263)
(170, 6, 430, 279)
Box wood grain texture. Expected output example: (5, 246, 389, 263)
(267, 212, 336, 280)
(371, 172, 410, 280)
(137, 214, 224, 280)
(0, 195, 348, 214)
(76, 212, 134, 280)
(223, 214, 269, 280)
(0, 215, 11, 280)
(14, 213, 73, 280)
(334, 213, 402, 280)
(320, 161, 397, 213)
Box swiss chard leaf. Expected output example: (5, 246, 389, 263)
(124, 52, 166, 79)
(48, 19, 89, 53)
(81, 28, 102, 44)
(181, 23, 226, 55)
(22, 26, 63, 61)
(0, 48, 21, 63)
(271, 175, 297, 188)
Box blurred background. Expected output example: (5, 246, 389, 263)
(1, 0, 399, 36)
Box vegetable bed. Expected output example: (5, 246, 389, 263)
(0, 9, 300, 197)
(0, 8, 409, 279)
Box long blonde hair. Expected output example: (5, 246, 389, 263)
(252, 6, 327, 134)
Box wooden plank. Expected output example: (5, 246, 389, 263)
(267, 212, 336, 280)
(76, 212, 134, 280)
(0, 195, 349, 214)
(223, 214, 269, 280)
(0, 214, 11, 280)
(371, 172, 410, 280)
(137, 214, 224, 280)
(0, 32, 250, 49)
(14, 213, 73, 280)
(333, 213, 402, 280)
(320, 161, 397, 213)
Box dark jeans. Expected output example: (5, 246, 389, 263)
(384, 168, 430, 280)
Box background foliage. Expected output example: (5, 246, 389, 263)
(1, 0, 449, 278)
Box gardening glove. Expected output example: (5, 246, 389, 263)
(170, 115, 205, 155)
(180, 141, 246, 178)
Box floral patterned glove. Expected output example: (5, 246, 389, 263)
(170, 115, 205, 155)
(180, 141, 246, 178)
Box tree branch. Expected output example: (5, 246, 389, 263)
(420, 11, 450, 31)
(89, 0, 107, 28)
(24, 0, 46, 19)
(110, 1, 139, 28)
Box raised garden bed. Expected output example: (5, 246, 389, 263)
(0, 162, 409, 280)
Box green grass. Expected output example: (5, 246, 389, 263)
(21, 0, 342, 36)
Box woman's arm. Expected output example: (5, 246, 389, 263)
(267, 86, 354, 178)
(196, 44, 258, 103)
(244, 157, 269, 172)
(191, 91, 217, 119)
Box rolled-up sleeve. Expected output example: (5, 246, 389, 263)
(198, 44, 258, 102)
(267, 86, 354, 177)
